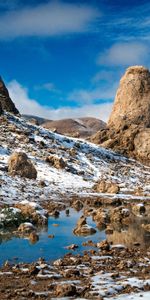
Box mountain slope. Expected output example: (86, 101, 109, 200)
(0, 112, 150, 207)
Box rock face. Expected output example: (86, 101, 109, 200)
(91, 66, 150, 165)
(108, 66, 150, 129)
(0, 77, 19, 115)
(8, 152, 37, 179)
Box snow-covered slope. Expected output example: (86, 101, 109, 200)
(0, 112, 150, 205)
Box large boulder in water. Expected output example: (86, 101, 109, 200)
(0, 77, 19, 115)
(108, 66, 150, 130)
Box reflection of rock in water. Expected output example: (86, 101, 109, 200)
(0, 230, 14, 244)
(107, 217, 150, 249)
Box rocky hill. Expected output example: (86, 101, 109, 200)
(91, 66, 150, 165)
(23, 115, 106, 139)
(42, 117, 106, 138)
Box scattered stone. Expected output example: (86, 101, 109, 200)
(48, 234, 55, 239)
(97, 240, 110, 250)
(65, 244, 79, 250)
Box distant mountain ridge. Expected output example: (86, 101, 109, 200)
(23, 115, 106, 139)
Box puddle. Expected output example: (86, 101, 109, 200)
(1, 208, 150, 266)
(0, 209, 105, 265)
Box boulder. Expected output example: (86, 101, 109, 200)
(0, 77, 19, 115)
(55, 283, 77, 297)
(73, 215, 96, 236)
(94, 180, 120, 194)
(8, 152, 37, 179)
(18, 222, 36, 233)
(93, 208, 110, 228)
(46, 155, 66, 169)
(15, 200, 48, 225)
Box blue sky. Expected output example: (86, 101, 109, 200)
(0, 0, 150, 120)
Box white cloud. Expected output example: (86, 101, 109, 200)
(0, 1, 100, 39)
(98, 42, 149, 66)
(7, 80, 112, 122)
(68, 83, 118, 104)
(34, 82, 59, 93)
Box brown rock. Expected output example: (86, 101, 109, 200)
(93, 208, 110, 227)
(18, 222, 36, 233)
(94, 180, 120, 194)
(8, 152, 37, 179)
(55, 283, 77, 297)
(108, 66, 150, 129)
(90, 66, 150, 165)
(73, 216, 96, 236)
(97, 240, 110, 250)
(134, 129, 150, 162)
(46, 155, 66, 169)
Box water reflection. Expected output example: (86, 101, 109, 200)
(107, 216, 150, 249)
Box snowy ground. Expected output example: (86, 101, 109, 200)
(0, 113, 150, 206)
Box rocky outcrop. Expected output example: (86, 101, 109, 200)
(8, 152, 37, 179)
(108, 66, 150, 129)
(0, 77, 19, 115)
(90, 66, 150, 165)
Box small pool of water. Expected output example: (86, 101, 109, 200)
(0, 209, 106, 266)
